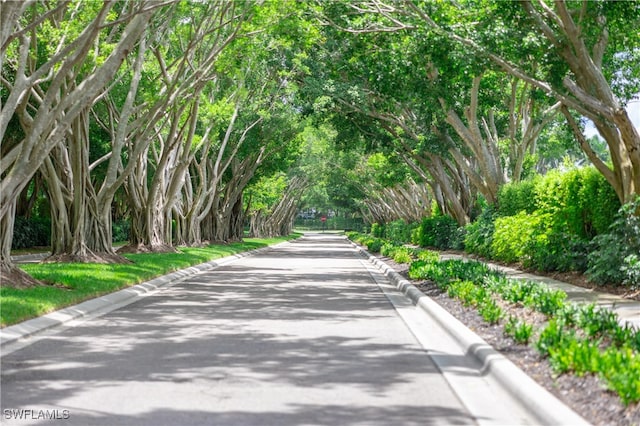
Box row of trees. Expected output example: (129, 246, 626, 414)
(2, 1, 639, 287)
(1, 1, 313, 286)
(302, 0, 639, 225)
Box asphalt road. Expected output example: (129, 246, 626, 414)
(1, 234, 528, 426)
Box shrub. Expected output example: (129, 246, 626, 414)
(112, 219, 130, 243)
(478, 298, 504, 324)
(464, 207, 496, 258)
(622, 254, 640, 289)
(600, 346, 640, 406)
(536, 319, 572, 357)
(587, 198, 640, 286)
(11, 216, 51, 249)
(392, 247, 413, 264)
(504, 316, 533, 345)
(417, 214, 459, 249)
(491, 211, 548, 263)
(365, 238, 384, 253)
(534, 167, 619, 240)
(380, 242, 400, 257)
(386, 220, 418, 244)
(497, 179, 537, 216)
(345, 231, 362, 241)
(522, 224, 591, 273)
(416, 249, 439, 263)
(370, 222, 386, 238)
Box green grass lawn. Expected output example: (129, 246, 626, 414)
(1, 234, 300, 327)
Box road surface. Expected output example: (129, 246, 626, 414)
(1, 234, 537, 425)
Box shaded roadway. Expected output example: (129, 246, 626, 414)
(1, 235, 476, 426)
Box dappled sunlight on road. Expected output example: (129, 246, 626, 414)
(1, 235, 474, 426)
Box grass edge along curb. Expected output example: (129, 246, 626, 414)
(348, 238, 590, 426)
(1, 234, 300, 330)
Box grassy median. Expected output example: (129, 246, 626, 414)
(1, 234, 300, 327)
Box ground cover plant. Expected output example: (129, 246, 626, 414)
(348, 232, 640, 411)
(1, 234, 300, 327)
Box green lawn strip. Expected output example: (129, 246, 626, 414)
(1, 234, 300, 327)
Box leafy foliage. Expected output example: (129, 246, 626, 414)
(11, 217, 51, 249)
(416, 214, 460, 249)
(463, 207, 497, 258)
(587, 198, 640, 287)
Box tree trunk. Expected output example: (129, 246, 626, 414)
(0, 199, 42, 287)
(42, 113, 128, 263)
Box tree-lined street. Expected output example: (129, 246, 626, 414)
(1, 235, 568, 426)
(2, 1, 640, 423)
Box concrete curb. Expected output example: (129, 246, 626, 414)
(1, 243, 281, 351)
(10, 252, 49, 262)
(353, 242, 591, 426)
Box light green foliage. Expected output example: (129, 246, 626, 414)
(532, 305, 640, 405)
(447, 280, 481, 307)
(497, 180, 538, 216)
(504, 316, 533, 345)
(416, 249, 439, 263)
(475, 167, 622, 274)
(478, 298, 503, 325)
(491, 211, 549, 263)
(364, 237, 383, 253)
(392, 247, 413, 264)
(536, 319, 571, 357)
(533, 168, 619, 239)
(379, 242, 399, 257)
(600, 347, 640, 406)
(370, 222, 386, 238)
(245, 173, 289, 214)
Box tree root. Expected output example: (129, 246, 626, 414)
(116, 243, 177, 254)
(0, 264, 43, 288)
(43, 251, 132, 264)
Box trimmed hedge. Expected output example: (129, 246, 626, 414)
(498, 167, 620, 239)
(415, 214, 460, 250)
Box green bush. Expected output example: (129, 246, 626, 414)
(587, 198, 640, 286)
(380, 242, 398, 257)
(490, 210, 591, 273)
(392, 247, 413, 264)
(491, 211, 548, 263)
(497, 179, 537, 216)
(416, 249, 439, 263)
(504, 316, 534, 345)
(345, 231, 362, 241)
(534, 168, 619, 240)
(536, 319, 572, 357)
(478, 298, 504, 324)
(417, 214, 459, 249)
(112, 219, 130, 243)
(578, 167, 621, 236)
(11, 216, 51, 249)
(386, 220, 419, 244)
(365, 238, 384, 253)
(464, 207, 496, 258)
(600, 346, 640, 406)
(370, 222, 386, 238)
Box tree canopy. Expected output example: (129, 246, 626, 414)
(2, 0, 639, 286)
